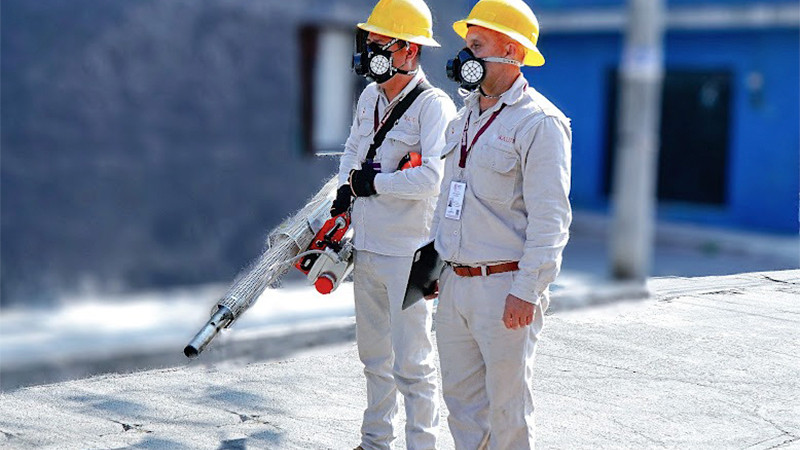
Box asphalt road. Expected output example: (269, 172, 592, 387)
(1, 270, 798, 449)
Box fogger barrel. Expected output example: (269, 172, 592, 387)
(184, 175, 339, 358)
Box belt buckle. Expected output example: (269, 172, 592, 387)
(480, 265, 488, 277)
(447, 262, 463, 276)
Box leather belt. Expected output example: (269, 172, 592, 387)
(449, 261, 519, 277)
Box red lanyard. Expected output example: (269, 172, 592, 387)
(373, 80, 423, 132)
(373, 98, 392, 132)
(372, 79, 425, 133)
(459, 104, 507, 168)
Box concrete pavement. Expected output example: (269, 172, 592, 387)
(3, 212, 797, 392)
(1, 269, 798, 449)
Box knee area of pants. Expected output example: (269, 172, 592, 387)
(391, 362, 432, 380)
(490, 406, 529, 427)
(392, 369, 437, 388)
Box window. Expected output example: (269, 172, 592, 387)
(299, 25, 366, 155)
(603, 69, 732, 205)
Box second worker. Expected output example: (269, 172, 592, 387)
(331, 0, 457, 449)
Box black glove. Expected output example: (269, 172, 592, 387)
(330, 184, 353, 216)
(349, 164, 379, 197)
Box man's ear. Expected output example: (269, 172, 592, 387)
(505, 41, 526, 63)
(504, 42, 518, 60)
(409, 43, 420, 61)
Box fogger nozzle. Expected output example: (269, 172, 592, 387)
(182, 175, 339, 359)
(184, 306, 233, 358)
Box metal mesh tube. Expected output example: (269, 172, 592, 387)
(219, 175, 338, 317)
(185, 175, 339, 358)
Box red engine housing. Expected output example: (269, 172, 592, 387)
(295, 212, 351, 275)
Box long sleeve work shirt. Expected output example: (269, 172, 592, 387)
(432, 74, 572, 305)
(338, 69, 457, 257)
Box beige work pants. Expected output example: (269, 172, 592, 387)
(436, 265, 547, 450)
(353, 250, 439, 450)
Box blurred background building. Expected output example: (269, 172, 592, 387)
(2, 0, 798, 303)
(537, 0, 799, 234)
(2, 0, 798, 390)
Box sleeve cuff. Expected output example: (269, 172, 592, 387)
(338, 169, 354, 188)
(509, 274, 541, 305)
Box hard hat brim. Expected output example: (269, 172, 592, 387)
(357, 22, 441, 47)
(453, 19, 544, 66)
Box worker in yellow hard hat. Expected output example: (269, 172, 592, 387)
(352, 0, 440, 84)
(331, 1, 457, 449)
(446, 0, 545, 94)
(428, 0, 573, 447)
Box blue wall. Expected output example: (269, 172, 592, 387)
(535, 0, 794, 9)
(526, 24, 799, 233)
(528, 32, 622, 209)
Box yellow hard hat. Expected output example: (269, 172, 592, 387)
(453, 0, 545, 66)
(358, 0, 440, 48)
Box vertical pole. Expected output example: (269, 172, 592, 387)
(609, 0, 666, 280)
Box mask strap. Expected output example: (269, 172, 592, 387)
(380, 38, 403, 52)
(482, 56, 523, 67)
(389, 39, 416, 76)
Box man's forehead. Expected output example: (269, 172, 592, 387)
(465, 25, 505, 44)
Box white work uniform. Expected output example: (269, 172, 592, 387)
(339, 69, 457, 450)
(432, 74, 572, 449)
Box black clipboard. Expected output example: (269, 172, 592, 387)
(402, 240, 444, 310)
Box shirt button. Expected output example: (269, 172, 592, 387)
(453, 231, 458, 235)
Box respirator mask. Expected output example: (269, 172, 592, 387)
(353, 38, 415, 84)
(446, 47, 522, 92)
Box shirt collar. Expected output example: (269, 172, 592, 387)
(499, 73, 529, 106)
(378, 68, 426, 106)
(464, 73, 529, 112)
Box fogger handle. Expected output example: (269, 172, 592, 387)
(184, 306, 234, 358)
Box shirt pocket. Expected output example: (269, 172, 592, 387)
(470, 143, 519, 204)
(438, 140, 459, 187)
(355, 120, 375, 160)
(441, 140, 458, 160)
(441, 121, 461, 171)
(382, 125, 420, 171)
(385, 126, 420, 146)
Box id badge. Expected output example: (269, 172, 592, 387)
(445, 181, 466, 221)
